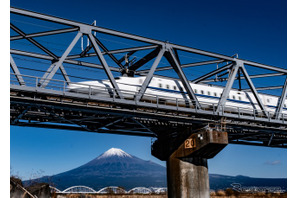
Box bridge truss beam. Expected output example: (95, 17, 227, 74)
(10, 7, 286, 148)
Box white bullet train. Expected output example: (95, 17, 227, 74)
(67, 76, 287, 116)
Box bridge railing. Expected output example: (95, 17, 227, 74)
(10, 73, 286, 123)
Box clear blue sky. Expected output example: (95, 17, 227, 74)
(10, 0, 287, 180)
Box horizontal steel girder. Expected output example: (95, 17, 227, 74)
(10, 49, 120, 72)
(66, 45, 159, 59)
(10, 96, 286, 146)
(136, 59, 225, 74)
(10, 27, 79, 41)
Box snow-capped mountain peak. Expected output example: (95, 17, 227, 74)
(98, 148, 132, 159)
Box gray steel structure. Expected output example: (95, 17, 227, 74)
(10, 7, 287, 148)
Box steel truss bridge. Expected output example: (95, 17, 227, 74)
(10, 7, 287, 148)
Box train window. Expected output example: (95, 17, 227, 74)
(173, 86, 177, 90)
(166, 84, 170, 89)
(194, 89, 197, 94)
(159, 83, 162, 88)
(284, 104, 287, 108)
(180, 87, 184, 92)
(232, 95, 236, 100)
(214, 92, 217, 97)
(267, 98, 270, 103)
(239, 96, 242, 101)
(201, 90, 204, 95)
(207, 91, 211, 96)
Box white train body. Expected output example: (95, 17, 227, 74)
(67, 76, 287, 116)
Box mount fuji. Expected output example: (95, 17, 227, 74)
(26, 148, 286, 191)
(32, 148, 167, 190)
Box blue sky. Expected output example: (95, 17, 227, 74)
(10, 0, 287, 180)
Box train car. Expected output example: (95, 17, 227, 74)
(67, 76, 287, 117)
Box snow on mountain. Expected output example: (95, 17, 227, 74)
(97, 148, 132, 159)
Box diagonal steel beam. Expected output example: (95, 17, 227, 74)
(129, 48, 160, 71)
(79, 44, 93, 58)
(10, 23, 58, 60)
(191, 62, 233, 84)
(173, 48, 181, 65)
(93, 36, 124, 69)
(39, 32, 82, 88)
(215, 63, 240, 113)
(136, 59, 225, 74)
(12, 106, 30, 124)
(130, 118, 154, 133)
(268, 133, 274, 146)
(240, 64, 268, 117)
(99, 118, 125, 129)
(10, 27, 79, 41)
(88, 33, 123, 99)
(238, 69, 242, 90)
(135, 47, 165, 102)
(275, 78, 287, 119)
(59, 64, 71, 84)
(165, 47, 201, 109)
(10, 54, 25, 86)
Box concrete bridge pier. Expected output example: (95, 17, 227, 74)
(152, 129, 228, 198)
(167, 156, 209, 198)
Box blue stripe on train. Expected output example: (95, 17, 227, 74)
(117, 82, 287, 110)
(145, 86, 287, 110)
